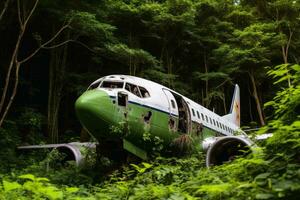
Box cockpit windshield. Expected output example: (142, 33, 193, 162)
(88, 80, 101, 90)
(100, 81, 124, 89)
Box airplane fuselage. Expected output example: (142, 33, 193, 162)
(75, 75, 242, 159)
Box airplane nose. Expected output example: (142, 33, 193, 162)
(75, 90, 115, 138)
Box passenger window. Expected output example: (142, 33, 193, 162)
(213, 119, 216, 126)
(171, 100, 176, 109)
(101, 81, 124, 89)
(201, 113, 204, 121)
(197, 111, 200, 119)
(125, 83, 141, 97)
(139, 86, 150, 98)
(205, 115, 208, 122)
(192, 109, 195, 116)
(209, 117, 212, 124)
(216, 121, 219, 128)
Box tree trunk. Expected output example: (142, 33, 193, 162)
(201, 89, 204, 106)
(0, 0, 70, 128)
(47, 33, 68, 143)
(203, 53, 209, 108)
(167, 54, 173, 88)
(222, 87, 227, 114)
(80, 128, 90, 142)
(0, 0, 32, 127)
(249, 72, 265, 126)
(280, 25, 293, 87)
(0, 62, 20, 126)
(249, 97, 253, 122)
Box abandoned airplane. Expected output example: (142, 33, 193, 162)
(19, 75, 256, 167)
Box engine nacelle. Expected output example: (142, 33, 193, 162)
(18, 142, 97, 167)
(203, 136, 255, 167)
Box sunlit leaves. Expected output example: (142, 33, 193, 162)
(0, 174, 75, 199)
(2, 180, 21, 191)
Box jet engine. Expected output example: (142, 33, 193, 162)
(203, 136, 254, 167)
(18, 142, 97, 167)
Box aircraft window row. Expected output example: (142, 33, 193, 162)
(192, 109, 195, 116)
(101, 81, 124, 89)
(125, 83, 150, 98)
(192, 107, 235, 134)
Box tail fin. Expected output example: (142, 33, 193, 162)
(222, 84, 240, 127)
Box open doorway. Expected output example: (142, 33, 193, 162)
(118, 92, 128, 107)
(172, 93, 191, 134)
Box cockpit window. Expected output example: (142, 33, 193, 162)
(100, 81, 124, 89)
(88, 82, 100, 90)
(125, 83, 141, 97)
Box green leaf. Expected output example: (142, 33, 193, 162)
(66, 187, 79, 193)
(2, 180, 22, 191)
(255, 193, 275, 199)
(18, 174, 35, 181)
(255, 173, 271, 180)
(36, 177, 50, 182)
(142, 162, 152, 169)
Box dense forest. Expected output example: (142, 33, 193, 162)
(0, 0, 300, 199)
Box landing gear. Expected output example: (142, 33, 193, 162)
(95, 139, 140, 173)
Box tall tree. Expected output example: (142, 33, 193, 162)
(0, 0, 70, 128)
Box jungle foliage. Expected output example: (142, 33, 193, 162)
(1, 63, 299, 199)
(0, 0, 300, 199)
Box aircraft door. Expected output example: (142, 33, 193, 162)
(116, 91, 129, 124)
(163, 89, 179, 132)
(163, 89, 178, 115)
(117, 91, 128, 107)
(169, 92, 191, 134)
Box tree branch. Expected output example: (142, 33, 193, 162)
(216, 79, 229, 89)
(19, 23, 70, 64)
(23, 0, 39, 28)
(285, 25, 293, 60)
(0, 0, 10, 22)
(17, 0, 23, 26)
(42, 40, 74, 49)
(42, 40, 97, 54)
